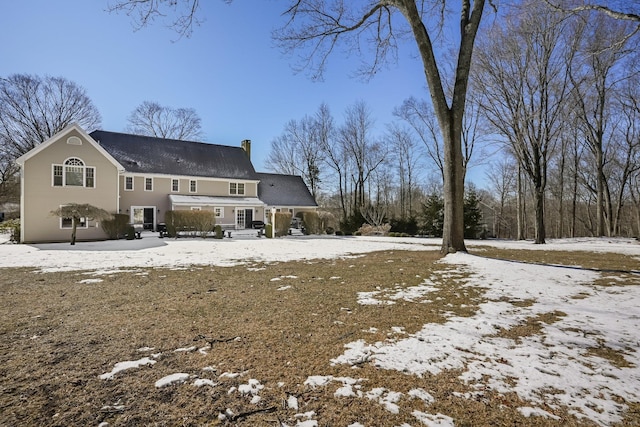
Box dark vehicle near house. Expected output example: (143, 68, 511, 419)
(251, 220, 265, 229)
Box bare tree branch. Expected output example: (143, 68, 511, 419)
(126, 101, 203, 140)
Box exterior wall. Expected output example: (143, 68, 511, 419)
(21, 129, 120, 243)
(119, 174, 260, 228)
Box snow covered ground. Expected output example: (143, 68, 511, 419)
(2, 232, 639, 426)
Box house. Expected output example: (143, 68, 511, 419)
(16, 123, 317, 243)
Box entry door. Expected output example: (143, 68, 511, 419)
(236, 209, 245, 229)
(132, 207, 155, 230)
(245, 209, 253, 228)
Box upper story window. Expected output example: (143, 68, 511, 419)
(189, 180, 197, 193)
(145, 177, 153, 191)
(52, 158, 95, 188)
(229, 182, 245, 195)
(125, 176, 134, 191)
(172, 179, 179, 192)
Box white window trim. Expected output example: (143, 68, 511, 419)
(189, 180, 197, 193)
(59, 204, 89, 230)
(124, 176, 134, 191)
(229, 182, 245, 196)
(171, 178, 180, 192)
(52, 158, 95, 188)
(214, 207, 223, 218)
(144, 177, 154, 192)
(190, 206, 201, 211)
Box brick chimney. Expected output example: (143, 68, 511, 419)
(241, 139, 251, 159)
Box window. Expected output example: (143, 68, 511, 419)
(53, 165, 63, 186)
(190, 180, 197, 193)
(145, 177, 153, 191)
(86, 168, 95, 188)
(65, 158, 83, 186)
(61, 216, 87, 229)
(52, 158, 95, 188)
(229, 182, 245, 195)
(190, 207, 201, 211)
(214, 207, 223, 218)
(125, 176, 134, 191)
(172, 179, 179, 192)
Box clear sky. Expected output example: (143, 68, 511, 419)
(1, 1, 482, 182)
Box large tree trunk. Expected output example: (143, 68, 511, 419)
(441, 115, 467, 253)
(398, 0, 483, 254)
(533, 186, 546, 244)
(517, 164, 526, 240)
(596, 148, 606, 236)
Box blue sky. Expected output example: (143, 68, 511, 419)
(1, 0, 482, 182)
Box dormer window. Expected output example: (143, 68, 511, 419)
(229, 182, 245, 195)
(52, 158, 95, 188)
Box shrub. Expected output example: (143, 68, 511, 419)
(335, 230, 343, 236)
(389, 216, 418, 236)
(357, 223, 391, 236)
(214, 224, 223, 239)
(340, 211, 366, 234)
(125, 225, 136, 240)
(318, 211, 337, 233)
(0, 219, 20, 243)
(325, 227, 335, 235)
(299, 211, 321, 234)
(101, 213, 130, 239)
(164, 210, 216, 238)
(274, 212, 292, 237)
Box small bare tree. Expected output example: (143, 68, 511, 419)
(126, 101, 203, 140)
(50, 203, 112, 245)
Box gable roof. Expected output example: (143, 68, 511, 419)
(89, 130, 258, 181)
(257, 172, 317, 207)
(15, 123, 124, 171)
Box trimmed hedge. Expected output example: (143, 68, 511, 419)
(274, 212, 292, 237)
(164, 210, 216, 238)
(298, 211, 321, 235)
(101, 213, 130, 239)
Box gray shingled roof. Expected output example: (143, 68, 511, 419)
(89, 130, 258, 180)
(257, 173, 317, 207)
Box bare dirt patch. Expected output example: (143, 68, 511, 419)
(0, 249, 636, 426)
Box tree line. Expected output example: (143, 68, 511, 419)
(265, 1, 640, 241)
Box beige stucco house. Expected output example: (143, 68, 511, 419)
(16, 123, 317, 243)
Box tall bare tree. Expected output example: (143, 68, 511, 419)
(568, 14, 636, 236)
(476, 1, 574, 244)
(0, 74, 101, 159)
(109, 0, 487, 253)
(267, 107, 326, 199)
(385, 123, 421, 219)
(339, 101, 387, 215)
(126, 101, 203, 140)
(276, 0, 485, 253)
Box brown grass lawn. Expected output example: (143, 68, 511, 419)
(0, 248, 638, 426)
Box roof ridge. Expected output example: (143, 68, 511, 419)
(90, 129, 240, 150)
